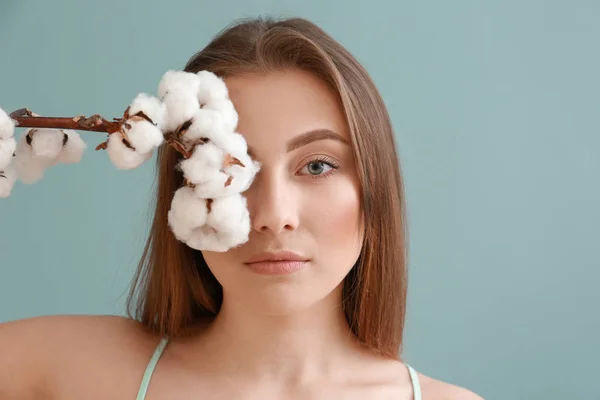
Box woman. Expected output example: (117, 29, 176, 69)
(0, 17, 483, 400)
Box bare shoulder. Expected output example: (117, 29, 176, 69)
(2, 312, 144, 333)
(0, 313, 157, 354)
(417, 371, 484, 400)
(0, 314, 161, 399)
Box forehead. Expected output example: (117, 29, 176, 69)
(224, 70, 349, 145)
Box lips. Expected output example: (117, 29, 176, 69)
(243, 251, 311, 275)
(244, 251, 309, 264)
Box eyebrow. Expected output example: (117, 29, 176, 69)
(247, 129, 350, 158)
(287, 129, 350, 152)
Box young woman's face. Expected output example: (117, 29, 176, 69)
(201, 69, 364, 315)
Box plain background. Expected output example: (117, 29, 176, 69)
(1, 1, 598, 399)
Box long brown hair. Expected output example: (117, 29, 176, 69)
(126, 16, 409, 359)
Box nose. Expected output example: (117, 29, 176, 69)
(246, 168, 299, 235)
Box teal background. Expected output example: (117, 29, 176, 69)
(1, 1, 598, 399)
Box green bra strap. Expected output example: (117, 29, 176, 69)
(136, 337, 169, 400)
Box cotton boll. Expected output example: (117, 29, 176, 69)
(158, 70, 200, 99)
(184, 224, 248, 252)
(185, 226, 231, 252)
(57, 130, 86, 164)
(217, 224, 251, 250)
(14, 157, 48, 184)
(224, 153, 261, 193)
(196, 71, 229, 105)
(170, 186, 209, 228)
(192, 159, 259, 199)
(0, 136, 16, 170)
(168, 187, 252, 252)
(200, 147, 260, 197)
(182, 108, 229, 144)
(128, 93, 167, 131)
(0, 107, 15, 140)
(220, 132, 248, 155)
(106, 132, 151, 170)
(184, 111, 247, 155)
(162, 91, 200, 132)
(189, 193, 252, 251)
(206, 193, 250, 235)
(203, 98, 238, 132)
(178, 142, 225, 185)
(0, 162, 17, 198)
(167, 186, 209, 242)
(124, 119, 164, 155)
(184, 137, 259, 199)
(182, 121, 249, 159)
(206, 131, 250, 164)
(192, 174, 230, 199)
(13, 131, 57, 184)
(29, 129, 65, 159)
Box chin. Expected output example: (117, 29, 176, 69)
(226, 277, 345, 317)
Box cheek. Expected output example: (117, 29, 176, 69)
(307, 177, 363, 249)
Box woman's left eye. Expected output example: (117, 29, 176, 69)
(298, 157, 340, 179)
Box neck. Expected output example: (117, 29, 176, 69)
(192, 285, 366, 385)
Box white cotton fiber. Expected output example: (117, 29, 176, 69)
(206, 131, 251, 166)
(184, 222, 249, 252)
(157, 70, 200, 100)
(192, 158, 259, 199)
(13, 131, 56, 184)
(29, 129, 65, 159)
(167, 190, 252, 252)
(14, 158, 49, 184)
(0, 107, 15, 140)
(106, 132, 151, 170)
(186, 193, 251, 251)
(196, 71, 229, 106)
(206, 193, 250, 234)
(162, 90, 200, 133)
(184, 117, 247, 156)
(0, 136, 16, 170)
(183, 108, 229, 144)
(179, 142, 225, 185)
(158, 69, 257, 252)
(57, 130, 86, 164)
(186, 226, 236, 252)
(0, 162, 17, 198)
(203, 98, 238, 132)
(224, 152, 261, 191)
(217, 227, 251, 250)
(219, 132, 248, 155)
(220, 227, 251, 249)
(191, 174, 230, 199)
(180, 132, 259, 199)
(124, 119, 164, 155)
(128, 93, 167, 131)
(167, 186, 209, 242)
(193, 144, 259, 198)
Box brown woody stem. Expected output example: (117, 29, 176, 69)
(9, 108, 122, 133)
(7, 109, 245, 167)
(7, 108, 190, 158)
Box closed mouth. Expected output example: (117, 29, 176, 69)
(244, 251, 309, 264)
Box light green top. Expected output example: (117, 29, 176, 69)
(136, 337, 422, 400)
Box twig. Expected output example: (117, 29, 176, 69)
(7, 107, 191, 158)
(6, 108, 244, 164)
(9, 108, 122, 133)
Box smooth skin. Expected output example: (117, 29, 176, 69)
(0, 69, 483, 400)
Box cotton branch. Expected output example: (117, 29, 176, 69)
(7, 107, 192, 158)
(9, 108, 121, 133)
(1, 69, 262, 252)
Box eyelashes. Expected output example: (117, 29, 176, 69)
(299, 155, 341, 180)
